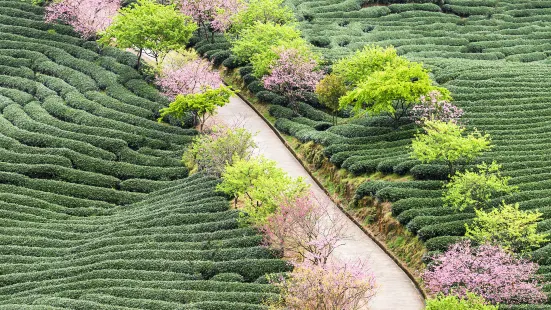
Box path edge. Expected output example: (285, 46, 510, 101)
(230, 88, 428, 301)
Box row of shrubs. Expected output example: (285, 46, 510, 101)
(0, 173, 289, 308)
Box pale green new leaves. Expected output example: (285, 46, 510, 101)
(183, 126, 256, 177)
(334, 45, 449, 119)
(332, 45, 403, 86)
(466, 202, 549, 254)
(230, 0, 296, 35)
(444, 161, 518, 211)
(426, 292, 498, 310)
(99, 0, 197, 66)
(339, 61, 449, 118)
(158, 85, 235, 131)
(231, 22, 302, 63)
(411, 120, 492, 176)
(217, 155, 310, 225)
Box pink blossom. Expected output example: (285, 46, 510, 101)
(179, 0, 243, 33)
(155, 59, 222, 99)
(262, 48, 324, 112)
(261, 195, 347, 265)
(423, 240, 547, 304)
(45, 0, 120, 39)
(271, 259, 377, 310)
(410, 90, 464, 125)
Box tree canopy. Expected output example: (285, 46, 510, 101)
(443, 161, 517, 211)
(231, 21, 302, 63)
(99, 0, 197, 66)
(158, 85, 234, 132)
(411, 120, 492, 176)
(230, 0, 295, 35)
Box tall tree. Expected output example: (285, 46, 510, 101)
(466, 202, 549, 254)
(99, 0, 197, 67)
(333, 45, 450, 122)
(45, 0, 120, 39)
(262, 48, 324, 113)
(216, 155, 310, 224)
(411, 120, 492, 176)
(155, 59, 222, 99)
(269, 259, 377, 310)
(316, 74, 347, 125)
(423, 241, 547, 304)
(231, 21, 302, 63)
(443, 161, 517, 211)
(158, 85, 234, 132)
(180, 0, 243, 40)
(229, 0, 295, 35)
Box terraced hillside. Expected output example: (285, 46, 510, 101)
(0, 1, 287, 308)
(0, 174, 288, 309)
(270, 0, 551, 259)
(193, 0, 551, 304)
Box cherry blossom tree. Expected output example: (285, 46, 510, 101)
(180, 0, 244, 40)
(423, 240, 547, 305)
(262, 48, 324, 113)
(410, 90, 464, 125)
(269, 259, 377, 310)
(155, 59, 222, 100)
(45, 0, 121, 39)
(261, 195, 347, 265)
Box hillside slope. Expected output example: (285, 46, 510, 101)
(0, 2, 288, 308)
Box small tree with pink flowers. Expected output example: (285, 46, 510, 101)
(423, 240, 547, 305)
(410, 90, 464, 125)
(261, 195, 347, 265)
(155, 59, 222, 100)
(269, 259, 377, 310)
(180, 0, 243, 41)
(45, 0, 121, 39)
(262, 48, 324, 114)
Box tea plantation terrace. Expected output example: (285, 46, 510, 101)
(0, 1, 288, 308)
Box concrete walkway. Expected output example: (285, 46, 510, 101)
(215, 96, 425, 310)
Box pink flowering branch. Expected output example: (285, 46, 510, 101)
(45, 0, 120, 39)
(155, 59, 222, 100)
(271, 259, 377, 310)
(423, 240, 547, 304)
(410, 90, 464, 125)
(180, 0, 243, 40)
(261, 194, 347, 265)
(263, 48, 324, 113)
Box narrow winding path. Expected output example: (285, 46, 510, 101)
(214, 96, 425, 310)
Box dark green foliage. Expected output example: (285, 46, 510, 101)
(239, 66, 254, 77)
(247, 81, 266, 94)
(211, 50, 232, 67)
(222, 56, 244, 69)
(0, 6, 286, 308)
(410, 164, 450, 180)
(242, 74, 257, 86)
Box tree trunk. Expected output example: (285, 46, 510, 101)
(136, 49, 143, 69)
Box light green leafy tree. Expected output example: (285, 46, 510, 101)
(339, 60, 449, 121)
(332, 45, 403, 86)
(425, 292, 499, 310)
(183, 126, 256, 177)
(158, 85, 235, 132)
(444, 161, 518, 211)
(315, 74, 347, 125)
(411, 120, 492, 176)
(466, 202, 549, 254)
(99, 0, 197, 67)
(217, 155, 310, 225)
(229, 0, 295, 35)
(231, 21, 302, 63)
